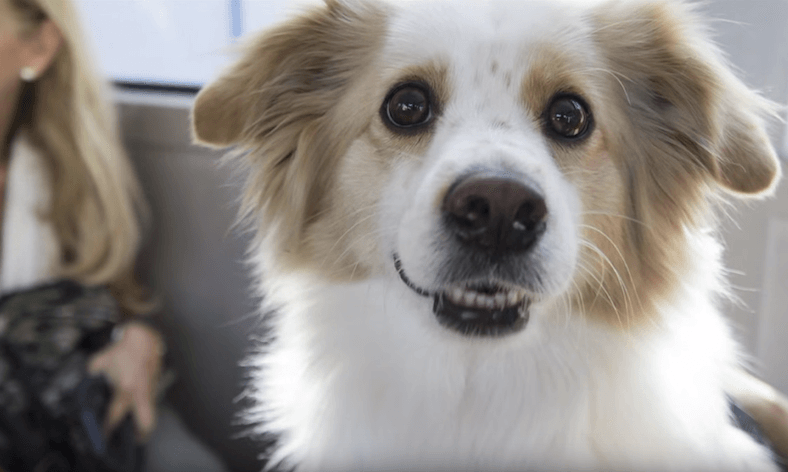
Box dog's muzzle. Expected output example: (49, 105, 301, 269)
(394, 171, 546, 337)
(394, 256, 531, 337)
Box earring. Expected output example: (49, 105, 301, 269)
(20, 66, 37, 82)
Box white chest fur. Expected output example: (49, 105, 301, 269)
(247, 266, 777, 472)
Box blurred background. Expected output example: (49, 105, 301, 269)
(68, 0, 788, 471)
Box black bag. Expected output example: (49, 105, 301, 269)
(0, 280, 144, 472)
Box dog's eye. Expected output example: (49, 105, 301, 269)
(383, 84, 432, 130)
(546, 95, 592, 141)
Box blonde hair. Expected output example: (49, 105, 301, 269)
(8, 0, 152, 315)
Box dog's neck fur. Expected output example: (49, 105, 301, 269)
(245, 229, 775, 472)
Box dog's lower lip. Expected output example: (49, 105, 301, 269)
(393, 254, 531, 336)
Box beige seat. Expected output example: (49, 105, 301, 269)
(121, 98, 262, 472)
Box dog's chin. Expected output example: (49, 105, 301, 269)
(394, 255, 531, 337)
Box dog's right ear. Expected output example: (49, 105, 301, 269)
(191, 60, 250, 147)
(191, 0, 385, 148)
(192, 0, 387, 254)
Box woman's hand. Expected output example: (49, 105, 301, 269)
(88, 321, 164, 441)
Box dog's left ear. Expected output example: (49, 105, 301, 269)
(592, 0, 781, 197)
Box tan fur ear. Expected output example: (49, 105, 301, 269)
(191, 0, 387, 149)
(192, 68, 252, 147)
(715, 102, 781, 196)
(591, 0, 781, 197)
(191, 0, 387, 256)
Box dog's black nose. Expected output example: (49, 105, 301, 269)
(443, 173, 547, 255)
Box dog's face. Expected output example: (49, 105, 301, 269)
(193, 0, 780, 338)
(375, 3, 597, 336)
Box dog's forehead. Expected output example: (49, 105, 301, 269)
(379, 1, 598, 122)
(382, 1, 592, 66)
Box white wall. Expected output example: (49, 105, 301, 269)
(703, 0, 788, 393)
(75, 0, 318, 86)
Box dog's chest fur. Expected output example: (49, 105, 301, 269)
(248, 234, 775, 472)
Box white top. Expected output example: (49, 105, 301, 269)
(0, 136, 59, 295)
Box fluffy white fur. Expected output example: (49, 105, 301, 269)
(193, 0, 783, 470)
(247, 237, 774, 472)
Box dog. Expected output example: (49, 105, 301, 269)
(192, 0, 784, 470)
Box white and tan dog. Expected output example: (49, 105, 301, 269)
(192, 0, 785, 470)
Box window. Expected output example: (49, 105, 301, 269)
(76, 0, 788, 156)
(75, 0, 300, 87)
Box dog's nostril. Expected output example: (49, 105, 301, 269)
(443, 173, 547, 254)
(514, 199, 547, 231)
(460, 197, 490, 226)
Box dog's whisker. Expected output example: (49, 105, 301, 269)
(325, 225, 397, 270)
(567, 272, 591, 343)
(579, 210, 649, 228)
(568, 275, 587, 324)
(579, 224, 642, 314)
(318, 211, 382, 270)
(575, 259, 604, 308)
(577, 262, 617, 322)
(305, 201, 380, 228)
(588, 253, 632, 332)
(560, 284, 576, 330)
(577, 243, 629, 331)
(589, 17, 656, 34)
(576, 66, 633, 105)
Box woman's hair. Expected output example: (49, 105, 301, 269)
(8, 0, 153, 315)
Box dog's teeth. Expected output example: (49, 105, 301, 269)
(472, 294, 484, 307)
(444, 286, 529, 310)
(475, 295, 490, 309)
(463, 291, 477, 306)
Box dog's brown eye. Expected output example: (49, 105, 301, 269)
(383, 84, 432, 130)
(546, 95, 592, 140)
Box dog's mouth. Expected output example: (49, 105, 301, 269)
(394, 255, 530, 337)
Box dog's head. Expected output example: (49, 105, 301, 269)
(193, 0, 780, 338)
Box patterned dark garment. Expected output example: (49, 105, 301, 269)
(0, 280, 143, 472)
